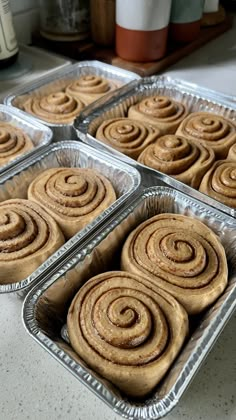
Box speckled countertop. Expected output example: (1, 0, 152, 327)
(1, 17, 236, 420)
(0, 294, 235, 420)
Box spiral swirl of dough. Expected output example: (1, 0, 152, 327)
(23, 91, 84, 124)
(65, 75, 117, 105)
(138, 134, 215, 188)
(128, 95, 188, 134)
(95, 118, 161, 159)
(176, 112, 236, 159)
(28, 167, 116, 239)
(0, 199, 64, 285)
(199, 160, 236, 208)
(227, 143, 236, 161)
(121, 214, 228, 314)
(67, 271, 188, 397)
(0, 123, 34, 166)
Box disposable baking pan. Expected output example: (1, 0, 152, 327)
(75, 75, 236, 217)
(0, 104, 52, 175)
(0, 140, 140, 295)
(23, 186, 236, 419)
(4, 61, 141, 141)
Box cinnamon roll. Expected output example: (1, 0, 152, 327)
(22, 91, 84, 124)
(95, 118, 161, 159)
(67, 271, 189, 397)
(65, 75, 117, 105)
(138, 134, 215, 188)
(0, 123, 34, 166)
(28, 167, 116, 239)
(176, 112, 236, 159)
(121, 214, 228, 315)
(0, 199, 65, 285)
(199, 160, 236, 208)
(128, 95, 188, 135)
(227, 143, 236, 161)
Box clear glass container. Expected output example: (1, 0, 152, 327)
(39, 0, 90, 41)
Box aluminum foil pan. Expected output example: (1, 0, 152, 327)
(23, 186, 236, 419)
(75, 75, 236, 217)
(4, 61, 141, 142)
(0, 140, 140, 295)
(0, 104, 52, 175)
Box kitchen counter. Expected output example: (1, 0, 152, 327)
(164, 16, 236, 97)
(1, 19, 236, 420)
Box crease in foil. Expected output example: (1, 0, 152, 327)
(23, 186, 236, 419)
(0, 140, 140, 295)
(0, 104, 52, 174)
(75, 75, 236, 217)
(4, 61, 140, 141)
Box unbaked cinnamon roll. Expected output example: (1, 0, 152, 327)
(65, 75, 117, 105)
(176, 112, 236, 159)
(128, 95, 188, 135)
(199, 160, 236, 208)
(28, 167, 116, 239)
(95, 118, 161, 159)
(0, 199, 65, 285)
(138, 134, 215, 188)
(121, 214, 228, 315)
(22, 91, 84, 124)
(227, 143, 236, 161)
(67, 270, 189, 397)
(0, 123, 34, 166)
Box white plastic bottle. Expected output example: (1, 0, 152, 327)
(0, 0, 18, 68)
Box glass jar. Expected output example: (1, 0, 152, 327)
(39, 0, 90, 41)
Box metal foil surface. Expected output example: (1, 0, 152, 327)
(23, 186, 236, 419)
(4, 61, 140, 141)
(0, 104, 52, 175)
(0, 140, 140, 295)
(75, 75, 236, 216)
